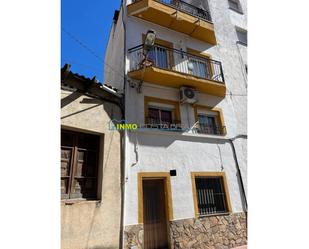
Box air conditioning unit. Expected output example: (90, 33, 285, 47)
(180, 87, 198, 104)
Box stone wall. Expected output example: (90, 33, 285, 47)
(124, 224, 143, 249)
(124, 212, 247, 249)
(170, 212, 247, 249)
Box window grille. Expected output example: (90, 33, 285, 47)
(195, 176, 229, 215)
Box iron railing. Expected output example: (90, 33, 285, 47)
(128, 44, 225, 84)
(145, 117, 182, 130)
(132, 0, 212, 22)
(195, 123, 226, 135)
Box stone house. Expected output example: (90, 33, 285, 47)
(61, 64, 124, 249)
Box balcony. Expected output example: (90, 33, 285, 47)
(195, 123, 226, 135)
(144, 117, 182, 130)
(128, 44, 226, 97)
(127, 0, 216, 44)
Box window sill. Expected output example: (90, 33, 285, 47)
(130, 128, 228, 140)
(61, 199, 101, 206)
(228, 7, 244, 15)
(236, 41, 247, 47)
(197, 212, 230, 218)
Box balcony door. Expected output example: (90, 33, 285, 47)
(143, 179, 169, 249)
(189, 57, 211, 79)
(148, 45, 169, 69)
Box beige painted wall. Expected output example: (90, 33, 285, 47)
(61, 89, 122, 249)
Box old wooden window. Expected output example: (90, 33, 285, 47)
(192, 173, 231, 216)
(61, 129, 100, 200)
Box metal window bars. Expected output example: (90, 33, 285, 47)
(194, 123, 226, 135)
(128, 44, 225, 84)
(145, 116, 182, 130)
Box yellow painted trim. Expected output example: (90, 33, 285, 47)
(127, 0, 217, 44)
(138, 172, 174, 224)
(193, 104, 227, 135)
(144, 96, 181, 122)
(128, 67, 226, 97)
(142, 34, 173, 49)
(186, 48, 212, 59)
(191, 172, 232, 217)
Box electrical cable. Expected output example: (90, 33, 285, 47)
(61, 27, 126, 81)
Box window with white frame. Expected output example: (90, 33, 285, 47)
(228, 0, 243, 13)
(236, 28, 247, 45)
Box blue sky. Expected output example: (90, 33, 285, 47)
(61, 0, 121, 82)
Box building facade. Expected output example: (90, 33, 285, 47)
(61, 65, 123, 249)
(105, 0, 247, 248)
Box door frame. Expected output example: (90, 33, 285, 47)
(138, 172, 173, 224)
(138, 172, 173, 248)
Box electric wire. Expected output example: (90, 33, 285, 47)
(61, 27, 126, 81)
(62, 28, 248, 97)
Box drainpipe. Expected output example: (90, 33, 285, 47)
(228, 135, 248, 213)
(119, 1, 127, 248)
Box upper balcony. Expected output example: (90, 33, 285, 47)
(127, 0, 217, 45)
(128, 44, 226, 97)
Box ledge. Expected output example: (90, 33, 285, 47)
(128, 67, 226, 97)
(129, 128, 229, 141)
(61, 199, 101, 206)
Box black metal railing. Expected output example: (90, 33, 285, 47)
(196, 123, 226, 135)
(132, 0, 212, 22)
(144, 117, 182, 130)
(128, 44, 225, 84)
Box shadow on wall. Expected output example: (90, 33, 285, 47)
(61, 91, 83, 108)
(61, 92, 122, 123)
(128, 130, 227, 148)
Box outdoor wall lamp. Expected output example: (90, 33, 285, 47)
(136, 29, 157, 94)
(143, 29, 156, 53)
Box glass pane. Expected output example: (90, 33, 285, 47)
(148, 108, 160, 124)
(156, 47, 168, 69)
(160, 110, 172, 124)
(190, 59, 208, 78)
(198, 115, 217, 134)
(229, 0, 240, 10)
(236, 30, 247, 44)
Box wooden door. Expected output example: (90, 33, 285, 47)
(143, 179, 169, 249)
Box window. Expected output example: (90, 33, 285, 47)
(236, 28, 247, 45)
(144, 96, 181, 130)
(61, 129, 100, 200)
(194, 105, 226, 135)
(191, 172, 231, 216)
(228, 0, 243, 13)
(142, 35, 174, 70)
(148, 45, 169, 69)
(198, 114, 219, 135)
(187, 48, 213, 80)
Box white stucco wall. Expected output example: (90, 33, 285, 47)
(105, 0, 248, 227)
(104, 8, 125, 91)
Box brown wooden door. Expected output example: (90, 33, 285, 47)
(143, 179, 169, 249)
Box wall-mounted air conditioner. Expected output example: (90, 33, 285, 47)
(180, 87, 198, 104)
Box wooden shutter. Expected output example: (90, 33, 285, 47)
(61, 130, 100, 200)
